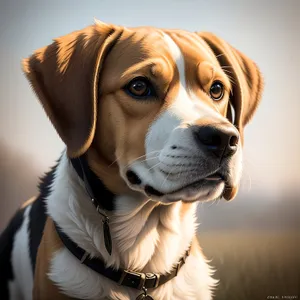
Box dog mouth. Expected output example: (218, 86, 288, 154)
(143, 172, 227, 202)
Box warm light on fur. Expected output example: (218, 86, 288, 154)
(5, 20, 263, 300)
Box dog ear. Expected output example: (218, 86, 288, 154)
(22, 22, 122, 158)
(197, 32, 264, 143)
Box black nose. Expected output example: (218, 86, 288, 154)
(193, 125, 239, 158)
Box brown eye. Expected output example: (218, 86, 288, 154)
(210, 81, 224, 101)
(125, 77, 153, 98)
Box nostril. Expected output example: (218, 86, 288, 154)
(171, 145, 177, 150)
(229, 135, 239, 147)
(126, 170, 142, 185)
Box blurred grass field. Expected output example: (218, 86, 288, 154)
(198, 231, 300, 300)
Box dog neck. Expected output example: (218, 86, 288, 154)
(46, 151, 198, 274)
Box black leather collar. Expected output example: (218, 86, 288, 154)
(63, 154, 191, 293)
(55, 221, 190, 291)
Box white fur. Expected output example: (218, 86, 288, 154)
(10, 32, 244, 300)
(10, 205, 33, 300)
(124, 33, 241, 201)
(8, 280, 22, 300)
(46, 152, 217, 299)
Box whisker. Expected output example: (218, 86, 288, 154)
(125, 150, 161, 168)
(224, 77, 235, 87)
(242, 157, 255, 192)
(139, 155, 159, 162)
(161, 165, 175, 189)
(178, 163, 184, 180)
(221, 65, 234, 70)
(222, 70, 235, 82)
(108, 152, 124, 168)
(222, 69, 234, 76)
(133, 150, 161, 161)
(148, 161, 161, 171)
(215, 53, 225, 59)
(208, 199, 217, 208)
(164, 154, 203, 160)
(138, 155, 160, 165)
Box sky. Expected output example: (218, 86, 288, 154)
(0, 0, 299, 228)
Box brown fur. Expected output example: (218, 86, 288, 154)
(197, 32, 264, 140)
(22, 21, 263, 296)
(23, 23, 263, 200)
(33, 218, 72, 300)
(20, 196, 36, 209)
(23, 24, 123, 158)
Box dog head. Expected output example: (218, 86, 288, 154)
(23, 21, 263, 204)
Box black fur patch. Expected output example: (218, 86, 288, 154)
(28, 158, 60, 273)
(0, 158, 59, 298)
(0, 152, 116, 298)
(0, 207, 25, 299)
(70, 155, 115, 211)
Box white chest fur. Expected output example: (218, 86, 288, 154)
(46, 153, 217, 300)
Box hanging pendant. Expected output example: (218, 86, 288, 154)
(96, 206, 112, 256)
(136, 287, 154, 300)
(102, 216, 112, 255)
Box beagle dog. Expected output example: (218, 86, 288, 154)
(0, 20, 263, 300)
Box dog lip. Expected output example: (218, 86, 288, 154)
(145, 171, 225, 198)
(145, 185, 165, 197)
(204, 172, 224, 181)
(126, 170, 142, 185)
(168, 171, 224, 194)
(166, 179, 225, 203)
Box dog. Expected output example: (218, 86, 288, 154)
(0, 20, 263, 300)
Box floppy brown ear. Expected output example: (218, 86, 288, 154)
(197, 32, 264, 143)
(22, 22, 122, 158)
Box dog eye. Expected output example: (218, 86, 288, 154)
(125, 77, 154, 98)
(210, 81, 224, 101)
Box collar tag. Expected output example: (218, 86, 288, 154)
(77, 155, 113, 256)
(136, 287, 154, 300)
(102, 213, 112, 255)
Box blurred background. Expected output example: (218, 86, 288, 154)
(0, 0, 299, 299)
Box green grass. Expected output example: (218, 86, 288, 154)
(198, 231, 300, 300)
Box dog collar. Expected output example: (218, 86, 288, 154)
(54, 222, 190, 299)
(67, 155, 191, 299)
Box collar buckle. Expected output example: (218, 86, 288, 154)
(145, 272, 160, 288)
(118, 270, 146, 290)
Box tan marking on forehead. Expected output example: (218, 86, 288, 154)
(163, 30, 231, 117)
(164, 30, 217, 63)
